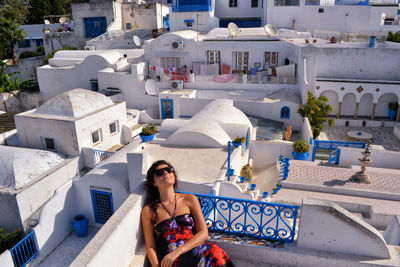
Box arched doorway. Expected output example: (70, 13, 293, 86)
(358, 93, 373, 118)
(320, 90, 339, 116)
(376, 93, 398, 118)
(341, 93, 356, 117)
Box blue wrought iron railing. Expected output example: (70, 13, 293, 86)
(184, 192, 300, 242)
(93, 149, 114, 166)
(10, 231, 38, 267)
(312, 140, 365, 161)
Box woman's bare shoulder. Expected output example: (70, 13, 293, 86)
(177, 192, 197, 203)
(141, 204, 155, 217)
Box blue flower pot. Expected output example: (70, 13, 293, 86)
(139, 133, 155, 142)
(292, 151, 309, 161)
(273, 189, 278, 194)
(73, 214, 88, 237)
(228, 169, 234, 176)
(232, 142, 242, 148)
(239, 176, 246, 183)
(250, 184, 256, 190)
(262, 192, 269, 198)
(389, 109, 397, 121)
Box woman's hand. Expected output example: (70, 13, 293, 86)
(160, 249, 180, 267)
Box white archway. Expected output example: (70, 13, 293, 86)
(376, 93, 398, 118)
(320, 90, 339, 116)
(358, 93, 373, 117)
(341, 93, 356, 117)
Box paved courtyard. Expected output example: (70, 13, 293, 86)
(320, 126, 400, 151)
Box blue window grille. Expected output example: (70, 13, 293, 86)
(90, 79, 99, 92)
(90, 189, 114, 224)
(172, 0, 212, 12)
(35, 39, 43, 47)
(161, 99, 174, 119)
(245, 128, 249, 151)
(10, 231, 38, 267)
(280, 106, 290, 119)
(182, 192, 300, 242)
(17, 39, 31, 48)
(184, 19, 194, 27)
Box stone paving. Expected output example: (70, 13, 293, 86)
(287, 160, 400, 194)
(320, 126, 400, 151)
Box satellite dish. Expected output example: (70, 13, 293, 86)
(59, 16, 70, 24)
(264, 24, 278, 38)
(145, 79, 159, 96)
(44, 19, 50, 25)
(133, 35, 141, 46)
(227, 22, 240, 38)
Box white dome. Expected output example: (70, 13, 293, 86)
(0, 146, 65, 189)
(35, 88, 114, 118)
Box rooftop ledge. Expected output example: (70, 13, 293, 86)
(316, 77, 400, 85)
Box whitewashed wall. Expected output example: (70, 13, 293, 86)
(0, 250, 14, 267)
(169, 11, 218, 32)
(31, 181, 77, 266)
(215, 0, 263, 19)
(394, 126, 400, 141)
(249, 140, 294, 169)
(301, 117, 313, 143)
(5, 57, 44, 82)
(121, 2, 159, 30)
(338, 147, 400, 169)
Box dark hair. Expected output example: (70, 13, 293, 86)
(145, 160, 178, 220)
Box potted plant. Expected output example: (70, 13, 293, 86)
(232, 136, 246, 147)
(388, 102, 398, 121)
(139, 124, 157, 142)
(292, 139, 310, 160)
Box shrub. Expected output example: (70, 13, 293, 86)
(19, 51, 37, 59)
(388, 102, 398, 111)
(233, 136, 246, 143)
(297, 91, 334, 138)
(293, 140, 310, 153)
(42, 46, 77, 65)
(36, 46, 45, 55)
(141, 124, 157, 136)
(0, 228, 23, 254)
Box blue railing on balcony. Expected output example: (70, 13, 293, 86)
(172, 0, 212, 12)
(305, 0, 368, 5)
(10, 231, 38, 267)
(312, 140, 365, 161)
(93, 149, 114, 166)
(185, 192, 300, 242)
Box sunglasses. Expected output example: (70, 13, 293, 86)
(154, 166, 174, 177)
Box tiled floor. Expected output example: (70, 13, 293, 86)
(287, 161, 400, 194)
(320, 126, 400, 151)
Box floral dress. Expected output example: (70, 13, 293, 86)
(153, 214, 234, 267)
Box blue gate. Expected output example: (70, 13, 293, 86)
(10, 231, 38, 267)
(161, 99, 174, 119)
(312, 140, 365, 161)
(84, 17, 107, 38)
(90, 189, 114, 224)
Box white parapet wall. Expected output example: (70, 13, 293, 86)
(384, 215, 400, 246)
(297, 198, 391, 259)
(249, 140, 298, 169)
(70, 193, 144, 267)
(301, 117, 313, 144)
(338, 147, 400, 170)
(0, 250, 14, 267)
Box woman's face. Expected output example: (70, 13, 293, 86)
(153, 164, 176, 188)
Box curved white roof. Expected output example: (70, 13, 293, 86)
(0, 146, 64, 189)
(266, 90, 301, 104)
(35, 88, 114, 118)
(192, 99, 252, 126)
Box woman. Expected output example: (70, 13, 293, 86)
(141, 160, 234, 267)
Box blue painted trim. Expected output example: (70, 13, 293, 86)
(280, 106, 290, 119)
(227, 141, 231, 181)
(90, 189, 114, 224)
(177, 191, 300, 242)
(335, 148, 341, 165)
(312, 144, 317, 161)
(245, 128, 249, 151)
(161, 99, 174, 119)
(93, 149, 113, 166)
(184, 19, 195, 23)
(10, 231, 38, 267)
(172, 0, 212, 12)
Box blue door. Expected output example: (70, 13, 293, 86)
(84, 17, 107, 38)
(90, 189, 114, 224)
(161, 99, 174, 119)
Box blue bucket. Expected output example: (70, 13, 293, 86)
(73, 214, 88, 237)
(139, 133, 155, 142)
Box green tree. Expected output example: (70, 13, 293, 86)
(387, 31, 400, 43)
(0, 0, 29, 24)
(297, 91, 334, 138)
(0, 18, 26, 63)
(26, 0, 52, 24)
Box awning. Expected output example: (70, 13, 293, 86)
(152, 50, 189, 57)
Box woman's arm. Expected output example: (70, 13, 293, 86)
(141, 205, 160, 267)
(161, 194, 209, 267)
